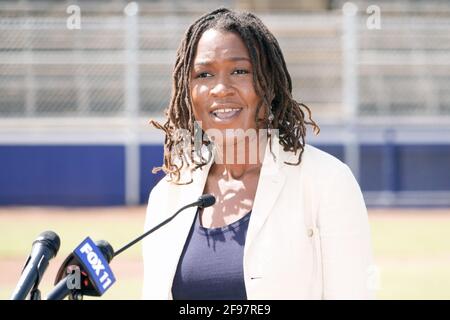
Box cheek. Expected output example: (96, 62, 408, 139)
(240, 83, 261, 116)
(190, 84, 209, 119)
(238, 80, 259, 106)
(197, 84, 210, 100)
(191, 84, 209, 107)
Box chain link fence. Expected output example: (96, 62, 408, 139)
(0, 3, 450, 120)
(1, 1, 450, 207)
(358, 15, 450, 117)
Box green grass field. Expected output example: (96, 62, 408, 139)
(369, 210, 450, 299)
(0, 207, 449, 300)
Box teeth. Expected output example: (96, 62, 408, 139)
(213, 108, 240, 114)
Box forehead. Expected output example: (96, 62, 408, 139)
(194, 29, 250, 61)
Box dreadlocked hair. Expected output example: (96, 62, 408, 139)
(149, 7, 320, 184)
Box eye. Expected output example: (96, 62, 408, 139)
(195, 72, 212, 79)
(233, 69, 250, 75)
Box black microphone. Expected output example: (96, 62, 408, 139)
(114, 193, 216, 257)
(46, 194, 215, 299)
(46, 240, 114, 300)
(11, 231, 61, 300)
(196, 194, 216, 208)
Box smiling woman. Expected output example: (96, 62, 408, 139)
(149, 7, 320, 183)
(190, 30, 262, 133)
(143, 7, 375, 300)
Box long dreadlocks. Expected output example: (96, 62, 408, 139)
(149, 7, 320, 184)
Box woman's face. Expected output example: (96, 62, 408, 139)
(190, 29, 264, 139)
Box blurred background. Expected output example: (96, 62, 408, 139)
(0, 0, 449, 299)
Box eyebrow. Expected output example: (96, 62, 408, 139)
(194, 57, 251, 66)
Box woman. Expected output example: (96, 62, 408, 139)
(143, 8, 375, 300)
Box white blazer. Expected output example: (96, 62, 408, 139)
(142, 136, 375, 300)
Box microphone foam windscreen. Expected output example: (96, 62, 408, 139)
(198, 194, 216, 208)
(95, 240, 114, 263)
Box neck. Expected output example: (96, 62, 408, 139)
(211, 132, 268, 180)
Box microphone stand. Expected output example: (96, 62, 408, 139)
(113, 201, 200, 257)
(23, 256, 43, 300)
(114, 194, 214, 257)
(30, 288, 41, 300)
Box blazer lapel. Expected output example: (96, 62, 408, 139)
(174, 159, 213, 227)
(169, 151, 214, 241)
(245, 135, 287, 251)
(181, 135, 288, 251)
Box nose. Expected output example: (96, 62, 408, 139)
(210, 76, 234, 98)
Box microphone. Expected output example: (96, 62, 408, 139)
(113, 193, 216, 257)
(46, 193, 215, 299)
(196, 194, 216, 209)
(11, 231, 61, 300)
(47, 240, 115, 300)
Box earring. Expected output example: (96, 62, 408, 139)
(267, 110, 274, 137)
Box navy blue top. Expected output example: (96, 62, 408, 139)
(171, 208, 251, 300)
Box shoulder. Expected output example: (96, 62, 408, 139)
(283, 144, 360, 202)
(144, 175, 174, 218)
(146, 175, 168, 203)
(144, 168, 198, 223)
(282, 143, 350, 180)
(302, 144, 365, 207)
(302, 144, 347, 171)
